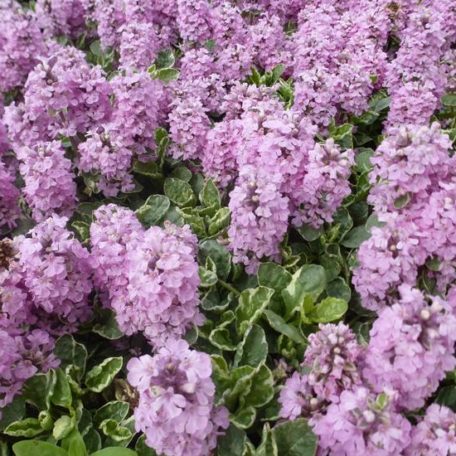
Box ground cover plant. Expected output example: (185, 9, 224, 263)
(0, 0, 455, 454)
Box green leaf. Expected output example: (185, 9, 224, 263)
(132, 160, 162, 179)
(155, 127, 168, 145)
(90, 40, 102, 56)
(355, 148, 374, 173)
(436, 386, 456, 411)
(135, 435, 157, 456)
(234, 325, 268, 368)
(271, 64, 285, 83)
(217, 424, 246, 456)
(5, 418, 44, 437)
(199, 266, 218, 288)
(393, 192, 411, 209)
(170, 166, 192, 182)
(366, 213, 385, 231)
(272, 419, 317, 456)
(83, 428, 101, 454)
(221, 366, 255, 410)
(85, 357, 123, 393)
(199, 240, 231, 280)
(155, 68, 180, 82)
(207, 207, 231, 236)
(310, 297, 348, 323)
(257, 263, 292, 291)
(341, 225, 371, 248)
(281, 265, 326, 319)
(200, 179, 221, 209)
(92, 309, 123, 340)
(263, 310, 306, 345)
(51, 369, 72, 408)
(94, 402, 129, 426)
(426, 256, 441, 272)
(333, 207, 354, 239)
(155, 49, 175, 69)
(22, 370, 56, 410)
(136, 195, 170, 228)
(13, 441, 67, 456)
(99, 419, 132, 442)
(164, 178, 196, 207)
(244, 365, 274, 408)
(201, 288, 231, 312)
(0, 396, 25, 431)
(320, 253, 341, 282)
(256, 424, 278, 456)
(54, 335, 88, 380)
(71, 221, 90, 242)
(177, 207, 207, 237)
(53, 415, 74, 440)
(231, 406, 256, 429)
(442, 93, 456, 107)
(327, 278, 352, 302)
(39, 410, 54, 431)
(209, 327, 237, 351)
(296, 224, 323, 242)
(216, 425, 246, 456)
(91, 449, 137, 456)
(235, 287, 275, 335)
(66, 431, 88, 456)
(329, 123, 353, 149)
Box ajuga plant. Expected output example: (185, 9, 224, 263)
(0, 0, 455, 455)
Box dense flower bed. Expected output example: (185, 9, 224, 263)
(0, 0, 455, 455)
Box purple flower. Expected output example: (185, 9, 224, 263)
(127, 339, 229, 456)
(363, 285, 456, 410)
(0, 4, 48, 92)
(310, 387, 412, 456)
(0, 160, 20, 231)
(304, 323, 363, 403)
(406, 404, 456, 456)
(121, 222, 202, 346)
(279, 372, 322, 420)
(1, 215, 93, 334)
(17, 141, 77, 222)
(228, 164, 289, 273)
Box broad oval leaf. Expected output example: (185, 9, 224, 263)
(258, 263, 292, 291)
(54, 335, 88, 380)
(85, 357, 123, 393)
(216, 424, 246, 456)
(51, 369, 72, 409)
(233, 325, 268, 368)
(231, 406, 256, 429)
(311, 297, 348, 323)
(341, 225, 371, 248)
(94, 401, 130, 426)
(235, 287, 275, 336)
(281, 265, 326, 319)
(136, 195, 170, 228)
(5, 418, 44, 438)
(53, 415, 74, 440)
(263, 310, 306, 345)
(272, 419, 317, 456)
(164, 178, 195, 207)
(200, 179, 221, 209)
(13, 440, 67, 456)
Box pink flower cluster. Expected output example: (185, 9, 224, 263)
(280, 300, 456, 454)
(354, 124, 456, 311)
(90, 204, 202, 347)
(127, 339, 229, 456)
(0, 216, 92, 411)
